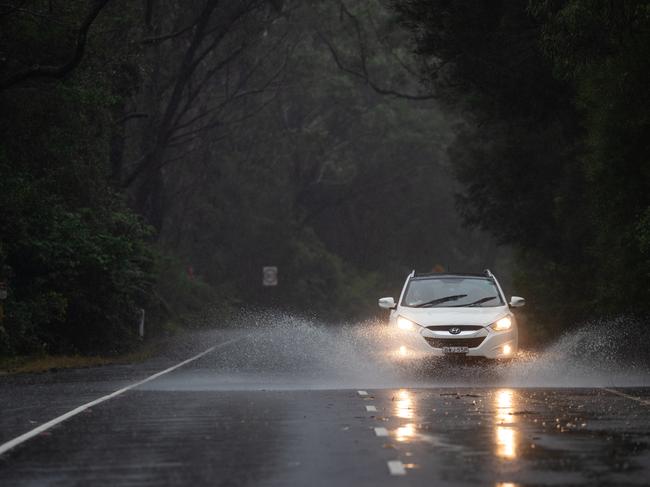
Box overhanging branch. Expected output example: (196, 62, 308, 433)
(0, 0, 111, 91)
(319, 32, 437, 100)
(318, 1, 437, 101)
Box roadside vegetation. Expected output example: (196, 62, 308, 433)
(0, 345, 159, 374)
(1, 1, 647, 357)
(393, 0, 649, 341)
(0, 1, 497, 357)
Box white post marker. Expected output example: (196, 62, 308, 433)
(387, 460, 406, 476)
(365, 405, 377, 412)
(0, 337, 242, 456)
(137, 308, 145, 339)
(374, 427, 389, 437)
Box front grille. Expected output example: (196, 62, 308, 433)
(426, 325, 484, 331)
(424, 337, 485, 349)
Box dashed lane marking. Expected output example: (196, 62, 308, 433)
(0, 338, 243, 456)
(387, 460, 406, 476)
(357, 390, 368, 396)
(602, 387, 650, 406)
(366, 405, 378, 412)
(374, 427, 389, 437)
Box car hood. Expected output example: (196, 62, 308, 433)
(398, 306, 509, 327)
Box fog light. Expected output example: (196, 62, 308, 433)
(502, 344, 512, 355)
(397, 316, 415, 330)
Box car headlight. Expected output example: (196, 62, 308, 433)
(490, 316, 512, 331)
(397, 316, 417, 330)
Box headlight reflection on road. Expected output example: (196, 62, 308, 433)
(496, 427, 516, 459)
(394, 389, 415, 419)
(395, 423, 416, 442)
(494, 389, 517, 459)
(495, 389, 514, 423)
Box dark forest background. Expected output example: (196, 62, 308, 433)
(0, 0, 648, 356)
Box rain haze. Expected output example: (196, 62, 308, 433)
(1, 1, 649, 486)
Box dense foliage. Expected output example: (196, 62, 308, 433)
(0, 1, 501, 355)
(394, 0, 650, 340)
(0, 1, 154, 353)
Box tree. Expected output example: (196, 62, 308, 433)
(1, 0, 506, 355)
(394, 0, 650, 341)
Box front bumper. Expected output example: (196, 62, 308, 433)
(396, 325, 518, 359)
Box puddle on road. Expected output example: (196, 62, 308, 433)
(143, 312, 650, 391)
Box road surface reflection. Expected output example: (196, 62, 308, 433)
(395, 423, 416, 442)
(494, 389, 517, 459)
(393, 389, 415, 420)
(392, 389, 417, 444)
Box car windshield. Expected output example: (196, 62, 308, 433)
(401, 277, 504, 308)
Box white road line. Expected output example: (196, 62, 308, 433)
(387, 460, 406, 476)
(602, 387, 650, 406)
(357, 390, 368, 396)
(374, 427, 389, 437)
(0, 338, 242, 456)
(366, 405, 377, 412)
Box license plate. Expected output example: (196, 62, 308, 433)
(442, 346, 469, 354)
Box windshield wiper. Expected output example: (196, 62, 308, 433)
(460, 296, 498, 307)
(413, 294, 467, 308)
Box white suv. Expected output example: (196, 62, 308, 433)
(378, 270, 524, 359)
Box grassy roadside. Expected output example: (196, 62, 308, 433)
(0, 341, 161, 375)
(0, 315, 212, 375)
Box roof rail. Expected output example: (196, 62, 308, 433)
(413, 271, 488, 278)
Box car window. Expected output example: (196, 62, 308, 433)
(401, 277, 503, 307)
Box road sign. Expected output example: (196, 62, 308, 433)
(262, 266, 278, 286)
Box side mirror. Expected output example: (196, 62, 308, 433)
(378, 297, 396, 309)
(509, 296, 525, 308)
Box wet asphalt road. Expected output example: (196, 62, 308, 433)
(1, 330, 650, 486)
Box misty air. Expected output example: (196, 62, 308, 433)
(1, 1, 649, 486)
